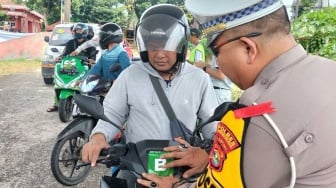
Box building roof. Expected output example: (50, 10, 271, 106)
(0, 0, 43, 19)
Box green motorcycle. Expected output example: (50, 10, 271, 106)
(54, 55, 89, 122)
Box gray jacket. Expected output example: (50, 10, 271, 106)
(240, 45, 336, 187)
(91, 61, 218, 143)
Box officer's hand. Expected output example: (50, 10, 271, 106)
(70, 51, 79, 56)
(161, 137, 208, 178)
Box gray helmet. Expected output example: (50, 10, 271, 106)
(99, 23, 123, 50)
(135, 4, 190, 62)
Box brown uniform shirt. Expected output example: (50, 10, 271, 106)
(239, 45, 336, 187)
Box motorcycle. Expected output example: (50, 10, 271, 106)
(51, 93, 229, 187)
(50, 58, 228, 186)
(54, 55, 90, 122)
(66, 94, 185, 188)
(50, 63, 122, 186)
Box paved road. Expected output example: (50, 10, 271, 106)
(0, 69, 109, 188)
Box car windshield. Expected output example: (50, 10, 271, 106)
(49, 26, 73, 46)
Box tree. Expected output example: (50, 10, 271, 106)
(291, 7, 336, 61)
(14, 0, 131, 27)
(133, 0, 184, 19)
(71, 0, 131, 29)
(293, 0, 319, 18)
(0, 4, 8, 22)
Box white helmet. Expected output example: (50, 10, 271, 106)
(185, 0, 283, 45)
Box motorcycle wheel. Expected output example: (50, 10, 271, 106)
(59, 97, 74, 123)
(50, 131, 91, 186)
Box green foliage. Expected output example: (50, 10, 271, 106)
(291, 7, 336, 61)
(14, 0, 134, 28)
(200, 38, 212, 61)
(297, 0, 319, 17)
(72, 0, 131, 29)
(0, 4, 8, 22)
(133, 0, 184, 19)
(16, 0, 188, 30)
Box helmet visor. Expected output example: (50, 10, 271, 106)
(137, 14, 186, 54)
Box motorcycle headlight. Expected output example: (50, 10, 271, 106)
(42, 54, 55, 62)
(80, 79, 99, 92)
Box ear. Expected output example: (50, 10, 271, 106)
(240, 37, 258, 64)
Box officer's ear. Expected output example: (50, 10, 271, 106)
(240, 37, 258, 64)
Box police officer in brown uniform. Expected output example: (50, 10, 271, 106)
(137, 0, 336, 188)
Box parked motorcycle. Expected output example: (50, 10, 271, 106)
(50, 63, 122, 186)
(54, 55, 90, 122)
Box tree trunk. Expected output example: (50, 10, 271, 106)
(43, 12, 49, 28)
(64, 0, 71, 23)
(295, 0, 300, 19)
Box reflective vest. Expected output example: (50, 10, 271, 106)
(188, 43, 205, 64)
(196, 102, 275, 188)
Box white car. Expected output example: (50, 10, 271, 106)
(41, 23, 100, 85)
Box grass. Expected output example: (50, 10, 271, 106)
(0, 58, 41, 76)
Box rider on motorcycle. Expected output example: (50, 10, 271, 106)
(81, 3, 218, 187)
(84, 22, 131, 82)
(47, 23, 97, 112)
(73, 23, 131, 118)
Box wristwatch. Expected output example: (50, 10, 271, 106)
(203, 66, 207, 72)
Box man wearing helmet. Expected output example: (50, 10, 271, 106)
(69, 27, 133, 60)
(47, 23, 97, 112)
(137, 0, 336, 188)
(84, 22, 131, 81)
(60, 23, 97, 63)
(81, 4, 218, 187)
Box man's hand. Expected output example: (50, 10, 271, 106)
(137, 173, 177, 188)
(81, 133, 109, 167)
(194, 61, 208, 69)
(162, 137, 209, 179)
(88, 59, 96, 66)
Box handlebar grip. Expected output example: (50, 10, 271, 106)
(99, 144, 127, 157)
(100, 149, 109, 156)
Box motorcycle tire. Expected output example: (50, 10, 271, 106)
(59, 97, 74, 123)
(50, 130, 91, 186)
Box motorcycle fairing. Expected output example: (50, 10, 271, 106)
(57, 117, 96, 141)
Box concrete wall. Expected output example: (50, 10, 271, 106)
(0, 32, 50, 60)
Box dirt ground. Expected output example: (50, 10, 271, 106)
(0, 68, 109, 188)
